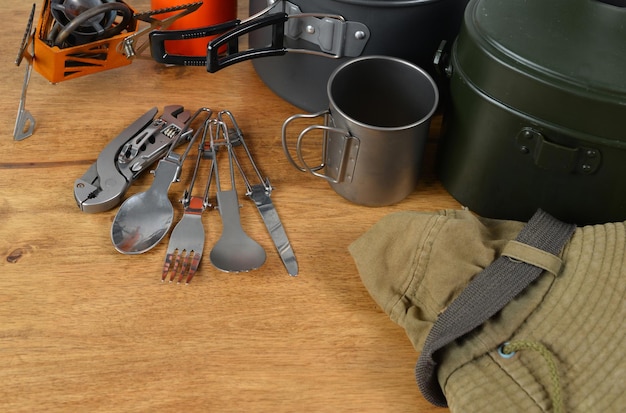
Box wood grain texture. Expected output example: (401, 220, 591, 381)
(0, 1, 458, 411)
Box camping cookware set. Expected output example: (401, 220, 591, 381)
(148, 0, 626, 225)
(14, 0, 626, 281)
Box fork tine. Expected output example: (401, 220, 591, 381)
(184, 252, 202, 284)
(168, 251, 183, 283)
(177, 251, 192, 284)
(161, 251, 175, 282)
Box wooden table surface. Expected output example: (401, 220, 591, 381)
(1, 1, 460, 411)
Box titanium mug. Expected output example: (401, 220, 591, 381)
(281, 55, 439, 206)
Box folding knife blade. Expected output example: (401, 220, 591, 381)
(249, 185, 298, 276)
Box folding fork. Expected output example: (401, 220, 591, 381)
(161, 113, 216, 284)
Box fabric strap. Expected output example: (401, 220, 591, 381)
(415, 209, 576, 407)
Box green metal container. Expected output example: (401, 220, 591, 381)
(437, 0, 626, 225)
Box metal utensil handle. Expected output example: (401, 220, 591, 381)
(218, 110, 268, 195)
(210, 120, 239, 194)
(181, 114, 215, 207)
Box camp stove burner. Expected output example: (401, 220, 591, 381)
(49, 0, 132, 47)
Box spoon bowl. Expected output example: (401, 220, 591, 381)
(210, 189, 266, 272)
(111, 157, 179, 254)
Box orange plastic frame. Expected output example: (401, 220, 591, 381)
(32, 0, 138, 83)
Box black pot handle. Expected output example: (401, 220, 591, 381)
(206, 12, 289, 73)
(149, 19, 242, 66)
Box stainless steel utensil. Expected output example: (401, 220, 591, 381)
(162, 115, 215, 284)
(209, 120, 266, 273)
(219, 110, 298, 276)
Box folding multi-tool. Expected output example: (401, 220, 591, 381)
(74, 105, 192, 213)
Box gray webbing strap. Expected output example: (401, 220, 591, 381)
(415, 209, 576, 407)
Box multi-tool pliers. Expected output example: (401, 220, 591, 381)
(74, 105, 192, 213)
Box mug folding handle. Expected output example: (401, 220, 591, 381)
(282, 111, 358, 184)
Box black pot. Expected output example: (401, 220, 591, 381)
(222, 0, 468, 111)
(149, 0, 468, 110)
(437, 0, 626, 225)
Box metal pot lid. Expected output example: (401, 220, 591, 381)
(454, 0, 626, 142)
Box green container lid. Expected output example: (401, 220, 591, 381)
(454, 0, 626, 144)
